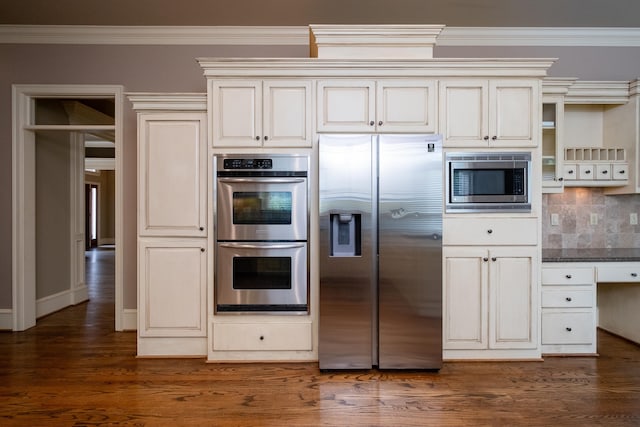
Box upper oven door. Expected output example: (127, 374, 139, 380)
(216, 176, 307, 241)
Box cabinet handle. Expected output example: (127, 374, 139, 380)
(264, 136, 269, 141)
(631, 273, 638, 277)
(566, 327, 572, 332)
(558, 177, 564, 181)
(483, 136, 489, 141)
(487, 229, 493, 234)
(491, 257, 497, 262)
(491, 135, 497, 140)
(602, 170, 608, 174)
(199, 227, 204, 231)
(619, 170, 626, 174)
(565, 274, 572, 279)
(255, 136, 260, 141)
(483, 257, 489, 262)
(585, 170, 591, 174)
(566, 297, 572, 302)
(378, 120, 383, 126)
(259, 335, 264, 341)
(568, 170, 574, 174)
(369, 121, 375, 126)
(200, 248, 205, 252)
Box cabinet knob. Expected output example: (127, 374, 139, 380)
(487, 229, 493, 234)
(568, 170, 574, 174)
(264, 136, 269, 141)
(483, 257, 489, 262)
(631, 273, 638, 277)
(585, 170, 591, 174)
(200, 248, 205, 252)
(491, 257, 497, 262)
(483, 136, 489, 141)
(619, 170, 626, 174)
(255, 136, 260, 141)
(558, 177, 564, 181)
(369, 121, 375, 126)
(602, 170, 608, 174)
(566, 327, 572, 332)
(259, 335, 264, 341)
(199, 227, 204, 231)
(565, 274, 572, 279)
(566, 297, 572, 302)
(378, 120, 383, 126)
(491, 135, 497, 140)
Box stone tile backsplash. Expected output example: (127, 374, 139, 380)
(542, 188, 640, 249)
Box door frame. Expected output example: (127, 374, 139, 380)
(12, 84, 125, 331)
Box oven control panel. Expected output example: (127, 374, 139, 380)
(223, 158, 273, 170)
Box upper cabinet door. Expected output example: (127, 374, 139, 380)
(490, 79, 538, 148)
(139, 112, 207, 237)
(440, 79, 538, 148)
(263, 80, 313, 147)
(211, 80, 262, 147)
(376, 80, 437, 133)
(317, 80, 376, 132)
(439, 80, 488, 147)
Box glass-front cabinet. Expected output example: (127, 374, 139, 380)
(542, 78, 576, 193)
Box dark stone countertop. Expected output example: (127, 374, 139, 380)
(542, 248, 640, 263)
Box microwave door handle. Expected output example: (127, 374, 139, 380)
(218, 243, 306, 250)
(217, 177, 306, 184)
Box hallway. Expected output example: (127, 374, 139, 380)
(0, 249, 639, 426)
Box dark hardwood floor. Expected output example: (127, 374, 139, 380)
(1, 248, 639, 426)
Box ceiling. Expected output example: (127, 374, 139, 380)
(2, 0, 640, 27)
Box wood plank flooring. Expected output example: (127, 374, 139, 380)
(1, 248, 640, 426)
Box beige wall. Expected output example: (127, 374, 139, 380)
(85, 170, 116, 244)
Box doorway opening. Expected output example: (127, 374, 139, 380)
(12, 85, 125, 331)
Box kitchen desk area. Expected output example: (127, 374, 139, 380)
(542, 248, 640, 355)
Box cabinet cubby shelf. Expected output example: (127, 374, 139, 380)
(565, 147, 626, 162)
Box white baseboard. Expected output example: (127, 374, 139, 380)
(122, 309, 137, 331)
(36, 286, 89, 318)
(0, 309, 12, 330)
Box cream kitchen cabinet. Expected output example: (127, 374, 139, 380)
(138, 238, 208, 356)
(443, 216, 540, 359)
(210, 79, 312, 148)
(443, 246, 538, 357)
(317, 79, 437, 133)
(541, 264, 596, 355)
(439, 79, 539, 148)
(138, 112, 207, 237)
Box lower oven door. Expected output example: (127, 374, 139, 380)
(215, 241, 308, 313)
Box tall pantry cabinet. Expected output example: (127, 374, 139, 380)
(129, 93, 208, 357)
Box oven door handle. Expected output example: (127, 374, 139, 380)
(217, 177, 306, 184)
(218, 242, 306, 250)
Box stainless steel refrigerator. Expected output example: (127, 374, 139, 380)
(319, 134, 442, 370)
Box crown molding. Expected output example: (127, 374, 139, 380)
(1, 25, 640, 47)
(127, 92, 207, 111)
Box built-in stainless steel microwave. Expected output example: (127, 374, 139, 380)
(445, 152, 531, 213)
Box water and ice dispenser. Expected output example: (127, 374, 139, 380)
(330, 214, 361, 257)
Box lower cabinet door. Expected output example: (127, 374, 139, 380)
(138, 238, 207, 337)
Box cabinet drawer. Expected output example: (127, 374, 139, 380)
(541, 289, 593, 308)
(577, 164, 594, 180)
(563, 164, 577, 180)
(542, 312, 594, 345)
(542, 267, 594, 285)
(212, 321, 312, 351)
(443, 218, 537, 245)
(613, 163, 628, 180)
(597, 265, 640, 283)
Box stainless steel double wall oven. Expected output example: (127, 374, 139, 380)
(214, 154, 309, 313)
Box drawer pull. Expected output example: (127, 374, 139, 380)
(487, 229, 493, 234)
(585, 170, 591, 174)
(568, 170, 574, 174)
(632, 273, 638, 278)
(565, 297, 572, 302)
(483, 257, 488, 262)
(259, 336, 264, 341)
(491, 257, 497, 262)
(566, 327, 572, 332)
(565, 274, 572, 279)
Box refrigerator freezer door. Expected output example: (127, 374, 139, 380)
(378, 134, 443, 369)
(319, 135, 376, 369)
